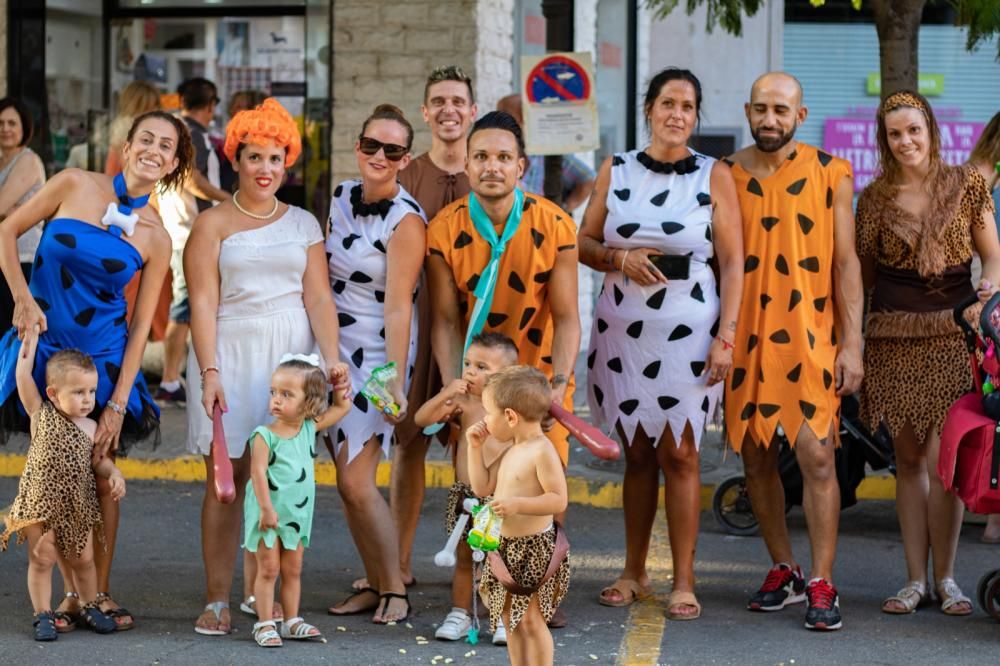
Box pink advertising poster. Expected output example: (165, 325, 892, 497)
(824, 117, 985, 191)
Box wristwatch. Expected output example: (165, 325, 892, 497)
(106, 400, 125, 414)
(550, 373, 569, 387)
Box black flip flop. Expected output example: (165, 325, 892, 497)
(328, 587, 380, 616)
(373, 592, 410, 624)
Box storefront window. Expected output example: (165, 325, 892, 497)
(514, 0, 546, 94)
(45, 1, 105, 172)
(595, 0, 630, 161)
(118, 0, 303, 7)
(107, 14, 309, 204)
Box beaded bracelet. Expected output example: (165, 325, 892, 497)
(106, 400, 124, 414)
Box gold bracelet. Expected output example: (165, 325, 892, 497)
(200, 365, 220, 378)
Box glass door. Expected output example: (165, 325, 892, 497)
(303, 0, 332, 222)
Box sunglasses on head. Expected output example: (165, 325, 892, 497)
(358, 136, 408, 161)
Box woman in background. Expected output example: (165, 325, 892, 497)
(0, 97, 46, 333)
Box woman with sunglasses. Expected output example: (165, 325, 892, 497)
(325, 104, 426, 624)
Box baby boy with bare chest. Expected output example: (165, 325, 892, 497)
(468, 366, 570, 666)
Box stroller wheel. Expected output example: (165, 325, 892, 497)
(977, 569, 1000, 621)
(712, 476, 760, 536)
(977, 568, 1000, 611)
(983, 572, 1000, 621)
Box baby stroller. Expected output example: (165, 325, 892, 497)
(937, 292, 1000, 621)
(712, 394, 895, 537)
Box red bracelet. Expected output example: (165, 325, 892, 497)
(715, 335, 735, 351)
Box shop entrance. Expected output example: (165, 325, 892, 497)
(8, 0, 331, 218)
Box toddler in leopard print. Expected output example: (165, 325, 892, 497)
(414, 333, 518, 643)
(0, 329, 124, 640)
(469, 366, 571, 666)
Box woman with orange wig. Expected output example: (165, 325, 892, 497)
(184, 98, 345, 638)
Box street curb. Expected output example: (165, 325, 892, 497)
(0, 453, 897, 509)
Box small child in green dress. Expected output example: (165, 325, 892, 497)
(245, 354, 351, 648)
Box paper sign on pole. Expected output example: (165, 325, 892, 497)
(521, 52, 600, 155)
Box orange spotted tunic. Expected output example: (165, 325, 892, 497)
(427, 193, 577, 464)
(725, 144, 852, 450)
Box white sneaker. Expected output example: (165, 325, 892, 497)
(492, 618, 507, 645)
(434, 608, 472, 641)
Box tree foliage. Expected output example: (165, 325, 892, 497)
(646, 0, 1000, 59)
(644, 0, 764, 36)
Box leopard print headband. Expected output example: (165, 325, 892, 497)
(878, 91, 928, 119)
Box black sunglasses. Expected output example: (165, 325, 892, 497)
(358, 136, 408, 161)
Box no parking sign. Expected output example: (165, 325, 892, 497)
(521, 52, 599, 155)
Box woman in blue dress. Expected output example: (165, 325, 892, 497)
(0, 110, 194, 630)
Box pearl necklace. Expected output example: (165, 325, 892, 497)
(233, 190, 279, 220)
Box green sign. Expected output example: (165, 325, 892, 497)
(866, 73, 944, 96)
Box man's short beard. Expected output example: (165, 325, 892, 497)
(752, 124, 797, 153)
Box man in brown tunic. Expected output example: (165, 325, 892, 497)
(377, 66, 476, 598)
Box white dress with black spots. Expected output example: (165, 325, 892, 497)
(586, 149, 722, 448)
(327, 180, 426, 463)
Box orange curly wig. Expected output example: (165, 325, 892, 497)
(223, 97, 301, 167)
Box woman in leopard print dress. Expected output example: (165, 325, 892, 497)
(856, 91, 1000, 617)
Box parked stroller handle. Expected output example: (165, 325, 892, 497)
(953, 293, 982, 354)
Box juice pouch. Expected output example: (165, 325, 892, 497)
(467, 504, 502, 551)
(362, 362, 401, 416)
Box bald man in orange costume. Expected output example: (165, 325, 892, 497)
(724, 72, 863, 632)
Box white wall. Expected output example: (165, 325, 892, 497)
(642, 0, 784, 149)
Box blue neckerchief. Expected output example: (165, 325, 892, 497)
(463, 188, 525, 353)
(113, 172, 150, 215)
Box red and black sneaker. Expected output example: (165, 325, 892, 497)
(747, 563, 806, 612)
(804, 578, 842, 631)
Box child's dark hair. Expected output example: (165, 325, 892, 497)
(484, 366, 550, 422)
(276, 359, 328, 420)
(468, 332, 519, 361)
(46, 349, 97, 386)
(468, 111, 525, 158)
(360, 103, 414, 152)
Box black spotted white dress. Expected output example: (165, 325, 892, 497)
(326, 180, 426, 463)
(586, 149, 721, 448)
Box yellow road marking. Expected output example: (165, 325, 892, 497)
(0, 453, 897, 507)
(617, 510, 671, 665)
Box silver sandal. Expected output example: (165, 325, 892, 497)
(881, 581, 928, 614)
(194, 601, 231, 636)
(240, 595, 284, 622)
(937, 578, 972, 616)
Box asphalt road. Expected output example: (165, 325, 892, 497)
(1, 479, 998, 665)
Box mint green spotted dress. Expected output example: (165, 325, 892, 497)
(243, 419, 317, 552)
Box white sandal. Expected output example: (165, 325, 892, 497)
(240, 595, 284, 622)
(281, 616, 322, 640)
(253, 620, 283, 647)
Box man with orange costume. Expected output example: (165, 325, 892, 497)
(724, 72, 863, 632)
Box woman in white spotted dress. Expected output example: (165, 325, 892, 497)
(578, 69, 743, 618)
(325, 104, 426, 624)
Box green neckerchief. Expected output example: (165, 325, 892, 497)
(422, 188, 525, 437)
(463, 187, 526, 353)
